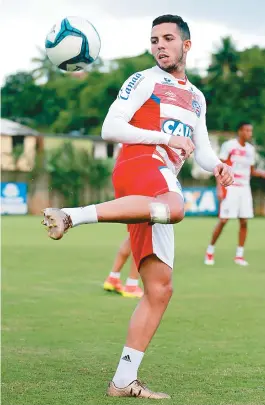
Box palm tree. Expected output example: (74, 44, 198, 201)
(208, 37, 239, 79)
(31, 47, 63, 81)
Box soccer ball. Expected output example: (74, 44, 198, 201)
(45, 16, 101, 72)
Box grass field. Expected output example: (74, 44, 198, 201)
(2, 216, 265, 405)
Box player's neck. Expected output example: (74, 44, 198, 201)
(237, 137, 246, 147)
(169, 66, 186, 81)
(159, 64, 187, 81)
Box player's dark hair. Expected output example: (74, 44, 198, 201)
(152, 14, 190, 41)
(237, 121, 252, 131)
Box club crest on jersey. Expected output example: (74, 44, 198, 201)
(192, 100, 201, 117)
(119, 73, 143, 100)
(162, 119, 192, 138)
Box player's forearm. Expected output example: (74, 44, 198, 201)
(251, 168, 265, 178)
(216, 175, 222, 186)
(194, 146, 221, 172)
(101, 115, 170, 145)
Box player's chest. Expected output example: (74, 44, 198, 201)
(153, 83, 202, 132)
(230, 148, 252, 167)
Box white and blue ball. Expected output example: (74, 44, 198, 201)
(45, 16, 101, 72)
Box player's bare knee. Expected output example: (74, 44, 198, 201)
(156, 281, 173, 305)
(170, 205, 185, 224)
(240, 219, 247, 228)
(220, 219, 228, 226)
(148, 280, 173, 306)
(119, 237, 131, 258)
(119, 245, 130, 259)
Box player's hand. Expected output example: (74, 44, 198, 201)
(214, 163, 234, 187)
(168, 136, 195, 159)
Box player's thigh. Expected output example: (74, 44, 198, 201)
(140, 254, 173, 296)
(239, 187, 254, 218)
(219, 187, 239, 219)
(128, 222, 174, 271)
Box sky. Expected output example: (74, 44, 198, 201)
(1, 0, 265, 84)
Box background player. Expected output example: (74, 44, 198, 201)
(42, 15, 233, 398)
(103, 235, 143, 298)
(205, 122, 265, 266)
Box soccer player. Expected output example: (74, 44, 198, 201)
(205, 122, 265, 266)
(42, 15, 233, 399)
(103, 235, 144, 298)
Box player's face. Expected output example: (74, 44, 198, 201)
(151, 23, 191, 74)
(239, 125, 253, 142)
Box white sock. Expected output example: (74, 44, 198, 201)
(236, 246, 244, 258)
(113, 346, 144, 388)
(62, 205, 98, 227)
(126, 278, 139, 287)
(207, 245, 215, 254)
(110, 272, 120, 279)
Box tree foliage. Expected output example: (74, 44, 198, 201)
(1, 40, 265, 149)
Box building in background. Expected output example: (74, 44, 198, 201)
(0, 118, 43, 172)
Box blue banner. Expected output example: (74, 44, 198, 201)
(183, 187, 218, 216)
(1, 182, 28, 215)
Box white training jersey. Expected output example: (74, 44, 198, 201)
(219, 138, 255, 186)
(102, 65, 220, 175)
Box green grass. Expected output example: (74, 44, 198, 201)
(2, 216, 265, 405)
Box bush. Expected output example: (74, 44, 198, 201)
(46, 142, 112, 206)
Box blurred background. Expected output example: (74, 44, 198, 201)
(0, 0, 265, 215)
(1, 2, 265, 405)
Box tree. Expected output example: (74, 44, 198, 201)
(238, 46, 265, 74)
(1, 71, 43, 124)
(1, 43, 264, 157)
(31, 47, 63, 81)
(208, 37, 239, 79)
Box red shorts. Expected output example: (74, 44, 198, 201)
(112, 156, 183, 269)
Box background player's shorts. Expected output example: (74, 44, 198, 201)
(112, 157, 183, 269)
(219, 185, 254, 219)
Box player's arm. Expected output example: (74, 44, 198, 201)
(216, 143, 231, 198)
(193, 97, 233, 187)
(251, 166, 265, 178)
(102, 73, 170, 145)
(215, 165, 225, 200)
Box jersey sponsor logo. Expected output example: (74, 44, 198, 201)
(161, 77, 175, 86)
(183, 187, 218, 216)
(162, 119, 192, 138)
(192, 100, 201, 117)
(119, 73, 143, 100)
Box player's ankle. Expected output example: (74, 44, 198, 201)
(113, 346, 144, 388)
(236, 246, 244, 258)
(62, 205, 98, 226)
(206, 244, 215, 254)
(126, 278, 139, 286)
(109, 272, 121, 279)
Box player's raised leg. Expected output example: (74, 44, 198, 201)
(42, 192, 185, 240)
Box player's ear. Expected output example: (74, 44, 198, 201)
(183, 40, 191, 53)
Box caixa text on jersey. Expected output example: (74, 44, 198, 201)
(162, 119, 193, 138)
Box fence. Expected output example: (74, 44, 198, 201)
(1, 171, 264, 216)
